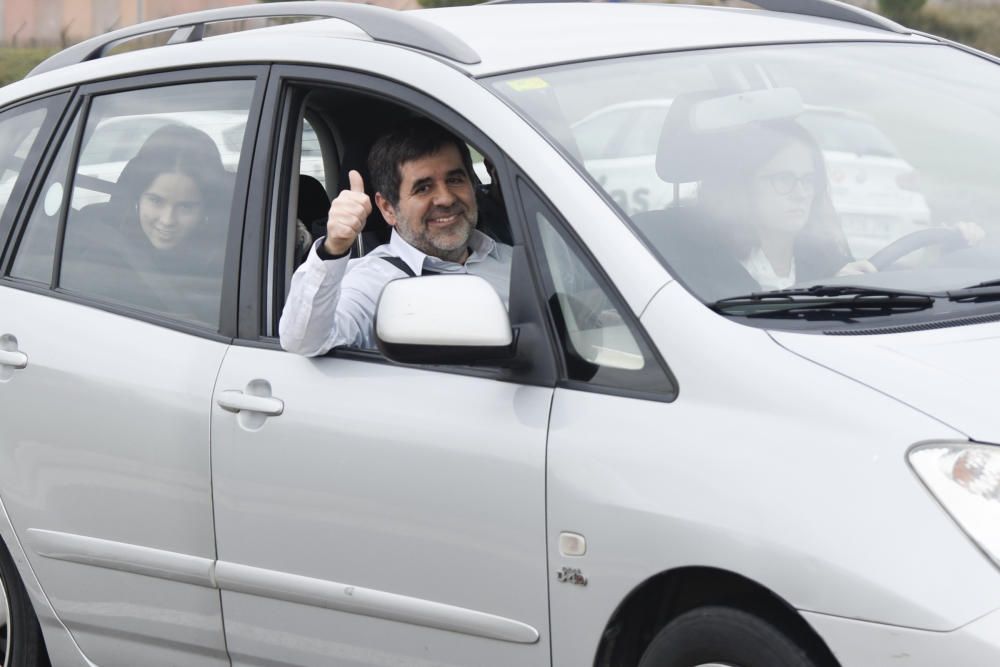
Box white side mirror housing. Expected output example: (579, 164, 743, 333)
(376, 275, 515, 365)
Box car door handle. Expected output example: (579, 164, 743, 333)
(217, 390, 284, 416)
(0, 349, 27, 369)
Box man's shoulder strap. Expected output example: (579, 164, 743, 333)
(381, 255, 438, 277)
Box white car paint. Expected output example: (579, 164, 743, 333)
(0, 3, 998, 667)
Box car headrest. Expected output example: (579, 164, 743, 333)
(298, 174, 330, 223)
(655, 88, 804, 183)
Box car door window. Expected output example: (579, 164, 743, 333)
(300, 118, 327, 192)
(263, 81, 518, 350)
(288, 116, 336, 272)
(8, 114, 80, 284)
(0, 105, 50, 221)
(56, 81, 255, 328)
(521, 182, 675, 398)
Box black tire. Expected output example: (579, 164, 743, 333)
(638, 606, 819, 667)
(0, 541, 48, 667)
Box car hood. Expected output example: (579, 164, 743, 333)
(770, 321, 1000, 443)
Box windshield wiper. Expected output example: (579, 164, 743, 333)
(962, 278, 1000, 289)
(948, 279, 1000, 302)
(711, 284, 937, 319)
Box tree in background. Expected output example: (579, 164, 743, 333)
(878, 0, 926, 22)
(0, 48, 55, 86)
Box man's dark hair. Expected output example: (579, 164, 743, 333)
(367, 117, 475, 207)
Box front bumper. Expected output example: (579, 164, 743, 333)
(804, 607, 1000, 665)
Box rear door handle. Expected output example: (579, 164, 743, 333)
(0, 349, 27, 369)
(217, 390, 284, 416)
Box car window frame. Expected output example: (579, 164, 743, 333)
(0, 91, 74, 272)
(1, 65, 269, 342)
(236, 63, 561, 388)
(515, 175, 678, 403)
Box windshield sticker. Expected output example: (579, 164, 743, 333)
(506, 77, 550, 92)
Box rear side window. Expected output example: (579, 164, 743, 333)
(55, 81, 255, 328)
(0, 107, 47, 219)
(0, 95, 64, 273)
(9, 114, 80, 284)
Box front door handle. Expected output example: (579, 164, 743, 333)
(0, 334, 27, 374)
(217, 390, 284, 416)
(0, 349, 27, 369)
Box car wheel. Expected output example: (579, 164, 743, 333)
(0, 542, 47, 667)
(637, 606, 819, 667)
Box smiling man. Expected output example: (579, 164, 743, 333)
(279, 117, 512, 355)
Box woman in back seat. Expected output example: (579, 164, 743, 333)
(61, 124, 231, 326)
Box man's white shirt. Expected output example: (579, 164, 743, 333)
(279, 229, 512, 356)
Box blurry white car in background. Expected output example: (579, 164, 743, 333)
(572, 100, 687, 214)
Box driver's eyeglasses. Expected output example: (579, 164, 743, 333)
(761, 171, 819, 196)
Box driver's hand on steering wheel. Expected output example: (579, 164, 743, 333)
(836, 259, 877, 277)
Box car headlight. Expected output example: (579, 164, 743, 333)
(909, 442, 1000, 565)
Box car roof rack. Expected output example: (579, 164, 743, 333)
(747, 0, 908, 33)
(485, 0, 909, 34)
(28, 0, 481, 77)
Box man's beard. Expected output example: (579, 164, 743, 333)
(397, 203, 478, 263)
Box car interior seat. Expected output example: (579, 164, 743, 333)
(298, 174, 330, 241)
(641, 93, 760, 301)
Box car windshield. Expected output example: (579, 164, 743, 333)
(489, 43, 1000, 328)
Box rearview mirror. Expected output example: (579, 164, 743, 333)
(376, 274, 515, 365)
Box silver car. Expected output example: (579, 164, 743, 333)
(1, 1, 1000, 666)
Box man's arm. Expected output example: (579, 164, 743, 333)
(278, 171, 373, 356)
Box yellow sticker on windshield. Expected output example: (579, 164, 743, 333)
(506, 77, 550, 92)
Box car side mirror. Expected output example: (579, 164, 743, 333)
(375, 274, 516, 365)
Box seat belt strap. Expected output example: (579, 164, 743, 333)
(381, 256, 439, 277)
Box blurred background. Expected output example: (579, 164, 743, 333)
(0, 0, 996, 85)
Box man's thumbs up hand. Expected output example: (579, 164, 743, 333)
(324, 169, 373, 257)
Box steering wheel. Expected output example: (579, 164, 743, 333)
(867, 227, 966, 271)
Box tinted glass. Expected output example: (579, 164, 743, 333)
(59, 81, 255, 327)
(0, 106, 47, 220)
(9, 115, 79, 284)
